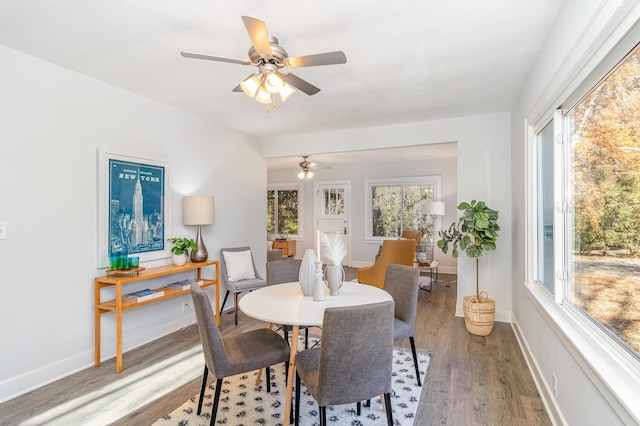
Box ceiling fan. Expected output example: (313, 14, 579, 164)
(180, 16, 347, 107)
(297, 155, 329, 180)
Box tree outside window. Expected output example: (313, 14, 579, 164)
(367, 177, 440, 240)
(267, 187, 300, 236)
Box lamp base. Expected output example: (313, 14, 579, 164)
(190, 225, 208, 262)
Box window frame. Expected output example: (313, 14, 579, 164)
(267, 183, 304, 239)
(364, 175, 442, 243)
(526, 26, 640, 421)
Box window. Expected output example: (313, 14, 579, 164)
(365, 176, 441, 241)
(267, 185, 302, 237)
(534, 42, 640, 361)
(535, 120, 555, 294)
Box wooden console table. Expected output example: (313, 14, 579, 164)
(94, 260, 219, 372)
(272, 239, 296, 257)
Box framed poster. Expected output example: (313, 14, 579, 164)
(97, 148, 171, 268)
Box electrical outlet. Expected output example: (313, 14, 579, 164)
(183, 302, 191, 313)
(552, 373, 558, 397)
(0, 222, 7, 239)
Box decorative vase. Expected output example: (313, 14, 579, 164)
(172, 253, 188, 266)
(298, 249, 317, 297)
(324, 264, 345, 296)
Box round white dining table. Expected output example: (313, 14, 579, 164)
(239, 280, 393, 426)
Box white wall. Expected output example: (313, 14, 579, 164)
(0, 45, 266, 403)
(267, 153, 458, 273)
(262, 112, 513, 323)
(511, 0, 640, 424)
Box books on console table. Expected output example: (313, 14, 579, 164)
(166, 279, 204, 290)
(123, 288, 164, 303)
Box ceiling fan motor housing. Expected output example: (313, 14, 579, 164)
(248, 36, 288, 66)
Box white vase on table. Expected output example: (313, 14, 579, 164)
(298, 249, 316, 297)
(324, 264, 345, 296)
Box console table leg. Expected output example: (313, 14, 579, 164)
(115, 283, 123, 373)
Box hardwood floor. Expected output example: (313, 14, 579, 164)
(0, 274, 550, 425)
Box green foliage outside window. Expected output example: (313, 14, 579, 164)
(372, 184, 432, 237)
(267, 189, 299, 235)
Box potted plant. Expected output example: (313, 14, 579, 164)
(167, 237, 196, 266)
(437, 200, 500, 336)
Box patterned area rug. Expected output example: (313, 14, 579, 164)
(155, 336, 430, 426)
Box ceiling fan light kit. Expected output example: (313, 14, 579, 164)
(181, 15, 346, 111)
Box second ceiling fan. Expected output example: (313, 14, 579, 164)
(181, 16, 347, 106)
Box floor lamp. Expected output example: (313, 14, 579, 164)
(183, 195, 215, 262)
(424, 201, 445, 264)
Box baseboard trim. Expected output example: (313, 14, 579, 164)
(0, 313, 194, 404)
(511, 314, 565, 426)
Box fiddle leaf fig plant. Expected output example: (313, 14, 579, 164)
(167, 237, 196, 256)
(437, 200, 500, 299)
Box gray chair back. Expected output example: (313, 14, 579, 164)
(384, 264, 420, 336)
(220, 246, 264, 291)
(315, 301, 395, 406)
(190, 282, 230, 377)
(266, 259, 302, 285)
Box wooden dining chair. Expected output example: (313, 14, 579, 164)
(294, 301, 396, 426)
(190, 282, 290, 425)
(384, 263, 422, 386)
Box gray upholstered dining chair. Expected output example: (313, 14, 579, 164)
(190, 282, 290, 426)
(219, 246, 267, 325)
(384, 263, 422, 386)
(265, 259, 311, 348)
(294, 301, 396, 426)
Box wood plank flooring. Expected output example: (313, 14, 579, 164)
(0, 274, 550, 425)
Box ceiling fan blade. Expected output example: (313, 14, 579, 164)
(282, 73, 320, 96)
(241, 16, 273, 58)
(232, 84, 243, 92)
(284, 51, 347, 68)
(180, 51, 250, 65)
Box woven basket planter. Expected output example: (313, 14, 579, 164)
(463, 293, 495, 336)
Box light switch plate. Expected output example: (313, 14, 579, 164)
(0, 222, 7, 239)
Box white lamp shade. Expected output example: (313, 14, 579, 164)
(183, 196, 215, 225)
(425, 201, 445, 216)
(240, 74, 261, 98)
(264, 72, 284, 94)
(255, 86, 272, 104)
(279, 82, 295, 102)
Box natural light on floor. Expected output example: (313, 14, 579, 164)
(20, 346, 203, 426)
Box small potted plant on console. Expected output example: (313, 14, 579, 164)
(167, 237, 196, 266)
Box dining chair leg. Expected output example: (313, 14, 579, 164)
(409, 336, 422, 386)
(320, 406, 327, 426)
(294, 371, 301, 426)
(220, 291, 230, 316)
(304, 328, 309, 349)
(383, 392, 394, 425)
(266, 365, 271, 392)
(197, 365, 208, 415)
(356, 401, 361, 415)
(210, 378, 223, 426)
(234, 293, 239, 325)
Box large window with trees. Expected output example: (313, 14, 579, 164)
(267, 185, 302, 237)
(534, 42, 640, 363)
(365, 176, 441, 241)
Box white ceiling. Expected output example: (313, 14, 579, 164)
(0, 0, 563, 143)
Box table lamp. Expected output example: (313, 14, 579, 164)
(183, 195, 215, 262)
